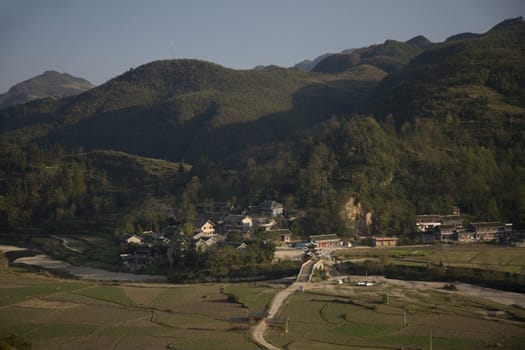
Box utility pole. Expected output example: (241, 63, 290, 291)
(404, 307, 407, 327)
(429, 328, 433, 350)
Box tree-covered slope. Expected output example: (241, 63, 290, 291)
(218, 21, 525, 234)
(0, 60, 383, 162)
(312, 36, 430, 74)
(0, 143, 189, 234)
(0, 71, 94, 109)
(1, 18, 524, 239)
(370, 20, 525, 130)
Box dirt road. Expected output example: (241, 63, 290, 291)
(250, 282, 305, 350)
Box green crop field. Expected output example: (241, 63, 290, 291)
(2, 248, 525, 350)
(222, 283, 277, 310)
(336, 245, 525, 273)
(267, 281, 525, 350)
(0, 255, 274, 350)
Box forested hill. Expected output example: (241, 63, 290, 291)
(0, 18, 524, 236)
(0, 60, 383, 162)
(311, 35, 431, 74)
(370, 19, 525, 125)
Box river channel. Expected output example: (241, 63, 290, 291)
(0, 244, 166, 282)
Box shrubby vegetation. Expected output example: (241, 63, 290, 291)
(0, 334, 31, 350)
(0, 142, 113, 229)
(0, 143, 189, 236)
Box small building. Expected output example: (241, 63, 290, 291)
(471, 222, 513, 242)
(193, 220, 216, 240)
(198, 220, 215, 235)
(266, 317, 289, 333)
(440, 215, 463, 227)
(456, 228, 475, 242)
(415, 215, 442, 232)
(308, 234, 341, 251)
(222, 215, 253, 234)
(125, 234, 143, 245)
(437, 225, 457, 242)
(257, 200, 284, 217)
(195, 235, 226, 252)
(278, 229, 292, 243)
(256, 218, 277, 231)
(373, 237, 398, 247)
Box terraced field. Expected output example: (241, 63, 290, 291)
(266, 279, 525, 350)
(2, 246, 525, 350)
(0, 255, 278, 350)
(335, 245, 525, 273)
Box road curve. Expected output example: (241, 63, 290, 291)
(250, 282, 305, 350)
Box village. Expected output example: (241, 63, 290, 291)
(119, 200, 517, 271)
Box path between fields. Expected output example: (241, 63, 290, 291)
(50, 235, 82, 253)
(249, 275, 525, 349)
(250, 282, 305, 350)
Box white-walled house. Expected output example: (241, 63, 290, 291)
(195, 235, 226, 252)
(125, 234, 143, 245)
(193, 220, 216, 240)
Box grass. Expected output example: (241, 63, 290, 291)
(332, 322, 404, 338)
(0, 259, 263, 349)
(335, 245, 525, 273)
(2, 250, 524, 350)
(73, 284, 136, 306)
(268, 281, 525, 350)
(12, 324, 98, 339)
(150, 285, 219, 306)
(221, 283, 276, 310)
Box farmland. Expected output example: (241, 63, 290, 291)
(0, 254, 277, 350)
(267, 278, 525, 350)
(2, 245, 525, 349)
(334, 245, 525, 273)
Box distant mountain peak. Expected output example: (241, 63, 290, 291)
(294, 53, 333, 72)
(312, 38, 428, 74)
(446, 17, 524, 43)
(42, 70, 61, 75)
(489, 16, 523, 32)
(445, 32, 480, 42)
(405, 35, 432, 48)
(0, 71, 94, 109)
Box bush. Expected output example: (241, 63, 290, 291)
(443, 283, 458, 291)
(226, 294, 240, 304)
(0, 334, 32, 350)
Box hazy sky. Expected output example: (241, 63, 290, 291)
(1, 0, 523, 93)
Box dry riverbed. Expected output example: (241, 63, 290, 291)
(0, 244, 166, 282)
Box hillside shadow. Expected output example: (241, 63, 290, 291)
(32, 79, 377, 164)
(190, 79, 377, 164)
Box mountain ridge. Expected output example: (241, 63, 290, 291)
(0, 70, 95, 108)
(1, 17, 524, 236)
(311, 36, 431, 74)
(0, 59, 384, 162)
